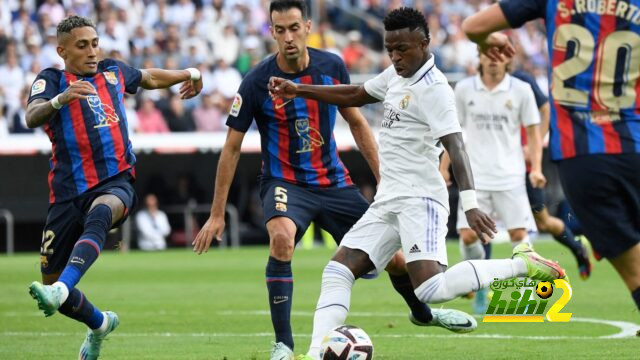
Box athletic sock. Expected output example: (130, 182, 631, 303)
(552, 226, 582, 254)
(389, 273, 432, 323)
(266, 256, 294, 350)
(58, 205, 112, 291)
(632, 287, 640, 311)
(460, 239, 486, 261)
(57, 288, 105, 330)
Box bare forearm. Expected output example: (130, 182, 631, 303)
(441, 133, 475, 191)
(539, 103, 551, 138)
(347, 114, 380, 182)
(210, 146, 241, 217)
(141, 68, 190, 90)
(526, 125, 543, 173)
(297, 84, 376, 107)
(462, 3, 510, 42)
(26, 99, 57, 128)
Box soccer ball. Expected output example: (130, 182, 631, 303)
(320, 325, 374, 360)
(536, 281, 554, 299)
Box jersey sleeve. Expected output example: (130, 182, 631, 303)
(112, 59, 142, 94)
(28, 69, 60, 104)
(338, 57, 351, 85)
(498, 0, 546, 28)
(423, 82, 462, 139)
(364, 65, 393, 101)
(520, 84, 541, 127)
(225, 76, 256, 132)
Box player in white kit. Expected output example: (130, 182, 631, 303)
(269, 8, 566, 359)
(443, 47, 546, 313)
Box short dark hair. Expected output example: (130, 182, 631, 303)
(57, 15, 95, 37)
(383, 7, 430, 40)
(269, 0, 308, 21)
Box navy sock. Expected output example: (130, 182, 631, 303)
(58, 205, 112, 290)
(483, 242, 492, 259)
(266, 256, 294, 350)
(553, 226, 582, 254)
(389, 273, 433, 323)
(58, 288, 104, 330)
(632, 288, 640, 311)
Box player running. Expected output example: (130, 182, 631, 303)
(26, 15, 203, 360)
(191, 2, 474, 359)
(269, 7, 567, 359)
(463, 0, 640, 314)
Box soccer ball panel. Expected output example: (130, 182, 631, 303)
(320, 325, 374, 360)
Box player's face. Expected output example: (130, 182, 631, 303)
(57, 26, 100, 76)
(384, 28, 429, 78)
(479, 52, 509, 77)
(270, 8, 311, 61)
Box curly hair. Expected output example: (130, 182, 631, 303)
(57, 15, 95, 37)
(383, 7, 430, 40)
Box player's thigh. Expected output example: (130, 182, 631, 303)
(39, 201, 85, 276)
(398, 197, 449, 268)
(315, 186, 369, 243)
(339, 207, 401, 276)
(260, 179, 319, 243)
(609, 243, 640, 291)
(558, 154, 640, 259)
(81, 173, 138, 228)
(492, 185, 534, 231)
(456, 189, 492, 231)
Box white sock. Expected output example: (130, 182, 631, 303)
(93, 312, 109, 334)
(307, 261, 354, 359)
(414, 259, 528, 304)
(511, 235, 531, 249)
(460, 239, 486, 260)
(52, 281, 69, 305)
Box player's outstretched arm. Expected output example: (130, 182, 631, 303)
(440, 132, 496, 243)
(268, 77, 378, 107)
(140, 68, 203, 99)
(461, 4, 515, 62)
(340, 107, 380, 182)
(192, 128, 246, 254)
(525, 124, 547, 188)
(26, 80, 97, 128)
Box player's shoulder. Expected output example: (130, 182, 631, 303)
(508, 75, 535, 95)
(308, 47, 344, 66)
(242, 54, 278, 83)
(98, 58, 136, 71)
(36, 67, 63, 81)
(453, 76, 475, 91)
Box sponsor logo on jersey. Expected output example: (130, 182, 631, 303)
(295, 118, 324, 153)
(87, 95, 120, 128)
(409, 244, 421, 254)
(382, 104, 401, 129)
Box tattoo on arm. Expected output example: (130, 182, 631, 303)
(26, 98, 57, 128)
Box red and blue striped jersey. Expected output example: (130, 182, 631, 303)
(226, 48, 353, 188)
(28, 59, 141, 203)
(500, 0, 640, 160)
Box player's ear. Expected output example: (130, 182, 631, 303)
(269, 25, 276, 40)
(57, 45, 66, 60)
(305, 19, 312, 34)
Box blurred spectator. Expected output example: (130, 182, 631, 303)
(213, 24, 240, 66)
(40, 27, 65, 69)
(193, 91, 227, 132)
(136, 96, 169, 133)
(0, 48, 25, 120)
(38, 0, 65, 26)
(135, 194, 170, 251)
(0, 105, 9, 137)
(342, 31, 366, 72)
(211, 59, 242, 100)
(10, 87, 35, 134)
(164, 94, 196, 132)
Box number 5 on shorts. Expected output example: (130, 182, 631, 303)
(274, 186, 288, 203)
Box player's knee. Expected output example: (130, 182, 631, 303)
(460, 229, 478, 245)
(90, 194, 124, 225)
(269, 231, 295, 260)
(385, 251, 407, 276)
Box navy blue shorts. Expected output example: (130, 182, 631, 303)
(557, 153, 640, 259)
(260, 178, 369, 243)
(40, 171, 137, 274)
(525, 172, 546, 213)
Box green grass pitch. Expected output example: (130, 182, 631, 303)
(1, 239, 639, 359)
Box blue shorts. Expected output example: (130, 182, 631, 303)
(260, 178, 369, 242)
(557, 153, 640, 259)
(40, 171, 137, 274)
(525, 172, 546, 213)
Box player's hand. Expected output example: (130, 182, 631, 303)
(477, 32, 515, 62)
(464, 208, 496, 244)
(268, 76, 298, 100)
(528, 170, 547, 188)
(192, 215, 225, 254)
(60, 80, 97, 104)
(179, 77, 203, 99)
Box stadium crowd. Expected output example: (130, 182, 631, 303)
(0, 0, 549, 136)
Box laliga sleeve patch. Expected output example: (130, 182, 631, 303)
(230, 93, 242, 117)
(31, 79, 46, 96)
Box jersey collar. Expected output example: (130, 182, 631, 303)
(407, 54, 435, 85)
(474, 73, 512, 93)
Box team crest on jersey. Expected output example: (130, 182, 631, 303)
(399, 94, 410, 110)
(103, 71, 118, 85)
(31, 79, 46, 96)
(275, 202, 287, 212)
(230, 93, 242, 116)
(295, 118, 324, 153)
(505, 99, 513, 110)
(87, 95, 120, 128)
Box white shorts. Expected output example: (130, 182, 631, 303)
(456, 185, 534, 231)
(340, 197, 449, 273)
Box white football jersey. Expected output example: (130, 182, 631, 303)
(454, 74, 540, 191)
(364, 56, 461, 211)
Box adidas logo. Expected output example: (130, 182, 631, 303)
(409, 244, 421, 254)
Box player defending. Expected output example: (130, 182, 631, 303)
(463, 0, 640, 314)
(270, 8, 567, 359)
(26, 15, 202, 360)
(191, 2, 474, 359)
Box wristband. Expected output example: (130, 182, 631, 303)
(460, 190, 479, 212)
(186, 68, 201, 81)
(51, 95, 63, 110)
